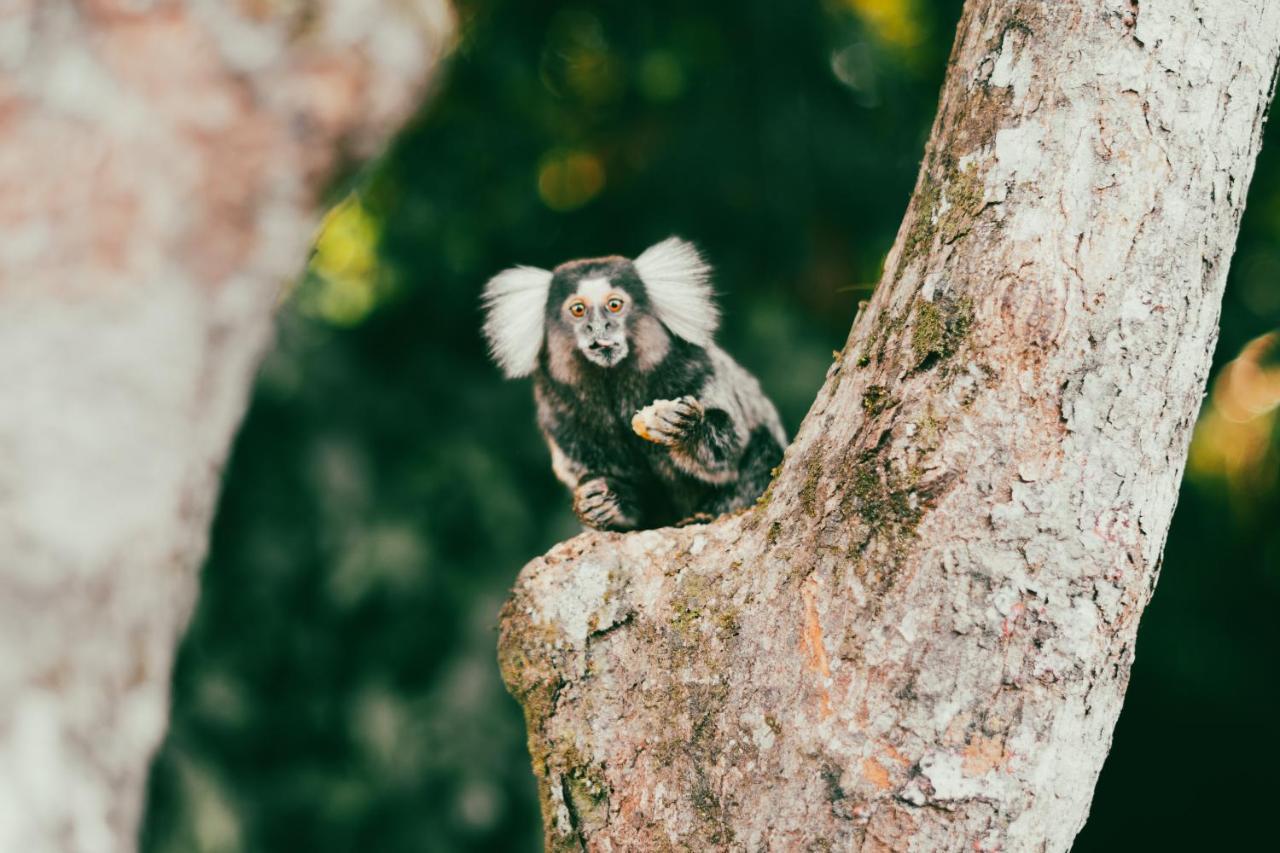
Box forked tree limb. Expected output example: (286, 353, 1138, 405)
(499, 2, 1280, 849)
(0, 2, 452, 850)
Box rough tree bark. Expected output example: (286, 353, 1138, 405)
(499, 2, 1280, 850)
(0, 2, 451, 850)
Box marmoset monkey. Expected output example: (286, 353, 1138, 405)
(482, 237, 786, 531)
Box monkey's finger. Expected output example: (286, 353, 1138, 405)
(674, 396, 701, 412)
(642, 429, 678, 446)
(585, 505, 622, 527)
(577, 480, 610, 499)
(578, 500, 616, 523)
(656, 412, 693, 430)
(675, 397, 703, 415)
(579, 494, 615, 514)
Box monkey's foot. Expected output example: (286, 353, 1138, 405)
(573, 477, 637, 531)
(631, 396, 703, 446)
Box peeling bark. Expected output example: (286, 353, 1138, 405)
(0, 2, 452, 850)
(499, 2, 1280, 850)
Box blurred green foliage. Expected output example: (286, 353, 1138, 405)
(141, 1, 1279, 850)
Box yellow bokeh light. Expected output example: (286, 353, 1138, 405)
(1186, 332, 1280, 495)
(841, 0, 923, 50)
(537, 150, 606, 212)
(301, 194, 384, 327)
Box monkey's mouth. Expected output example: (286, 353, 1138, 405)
(583, 339, 627, 367)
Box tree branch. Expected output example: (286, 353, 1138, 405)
(0, 2, 452, 849)
(499, 1, 1280, 849)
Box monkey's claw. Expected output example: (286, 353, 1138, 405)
(631, 396, 704, 446)
(573, 477, 635, 531)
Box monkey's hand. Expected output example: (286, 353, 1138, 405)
(573, 477, 638, 531)
(631, 396, 704, 447)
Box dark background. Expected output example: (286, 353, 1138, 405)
(141, 1, 1280, 850)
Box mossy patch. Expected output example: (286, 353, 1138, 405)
(936, 162, 986, 244)
(916, 408, 945, 449)
(897, 160, 991, 278)
(843, 451, 924, 539)
(902, 174, 942, 268)
(715, 607, 741, 639)
(801, 456, 824, 517)
(498, 623, 569, 846)
(861, 385, 892, 416)
(860, 304, 908, 365)
(910, 294, 973, 370)
(669, 572, 713, 640)
(562, 759, 610, 838)
(497, 615, 563, 735)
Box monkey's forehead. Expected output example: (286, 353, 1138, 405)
(552, 255, 632, 278)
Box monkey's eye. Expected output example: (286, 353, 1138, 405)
(606, 298, 625, 314)
(568, 301, 587, 318)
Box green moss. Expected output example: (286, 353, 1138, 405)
(844, 452, 923, 537)
(497, 611, 569, 843)
(901, 175, 941, 266)
(669, 573, 713, 640)
(562, 760, 610, 837)
(916, 408, 944, 449)
(766, 521, 782, 546)
(670, 606, 701, 639)
(715, 608, 741, 639)
(667, 571, 744, 650)
(497, 618, 562, 733)
(936, 162, 986, 244)
(800, 457, 824, 517)
(897, 161, 989, 280)
(910, 295, 973, 370)
(911, 301, 946, 363)
(862, 305, 911, 365)
(861, 385, 891, 416)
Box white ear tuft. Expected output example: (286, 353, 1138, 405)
(481, 265, 554, 378)
(633, 237, 719, 346)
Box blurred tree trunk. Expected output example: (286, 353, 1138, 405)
(500, 2, 1280, 850)
(0, 2, 451, 850)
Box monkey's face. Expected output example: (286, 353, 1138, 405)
(561, 279, 632, 367)
(548, 259, 646, 369)
(482, 237, 712, 380)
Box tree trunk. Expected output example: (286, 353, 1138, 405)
(498, 2, 1280, 850)
(0, 2, 451, 850)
